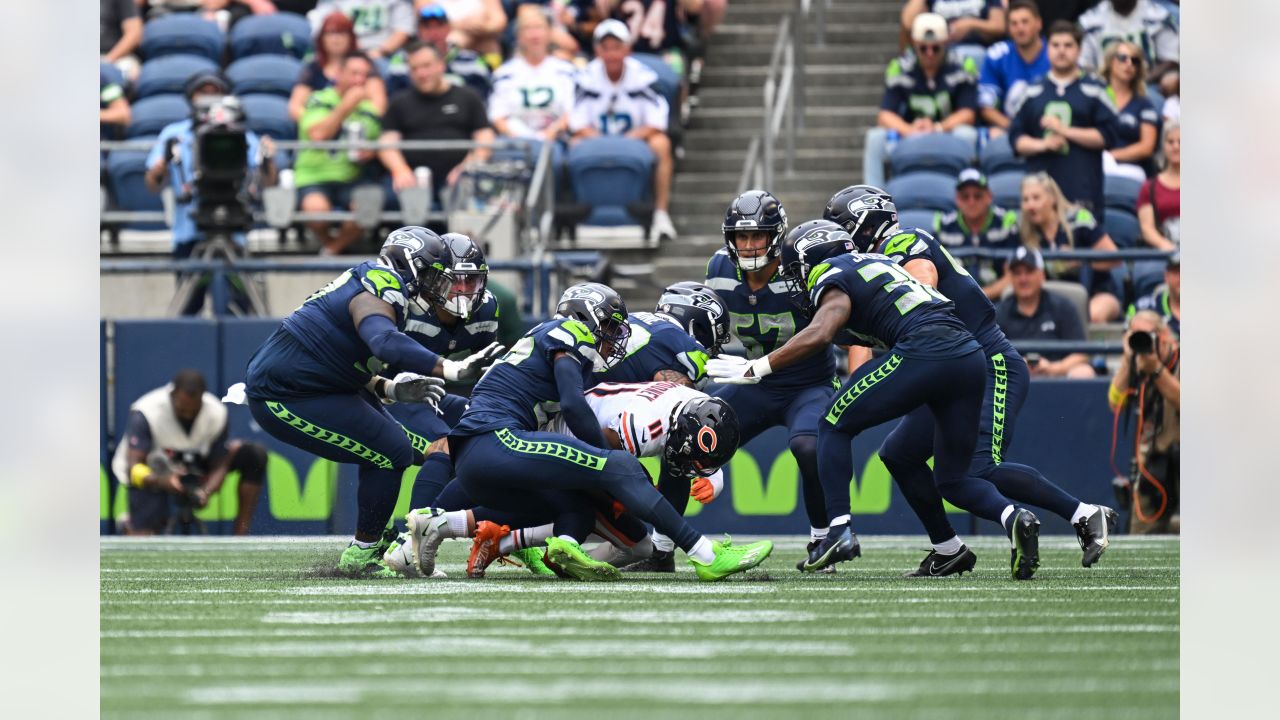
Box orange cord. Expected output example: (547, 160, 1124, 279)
(1131, 381, 1169, 523)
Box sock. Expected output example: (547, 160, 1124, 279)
(1070, 503, 1096, 525)
(999, 504, 1016, 529)
(557, 534, 579, 545)
(810, 526, 829, 542)
(444, 510, 470, 538)
(830, 513, 851, 528)
(688, 536, 714, 564)
(933, 536, 965, 555)
(651, 531, 675, 552)
(499, 524, 554, 555)
(350, 538, 376, 549)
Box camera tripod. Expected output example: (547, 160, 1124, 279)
(168, 232, 269, 316)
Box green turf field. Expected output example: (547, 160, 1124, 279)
(101, 535, 1178, 719)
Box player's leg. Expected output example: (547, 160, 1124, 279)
(783, 381, 839, 570)
(223, 440, 267, 536)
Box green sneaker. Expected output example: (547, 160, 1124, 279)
(374, 526, 398, 558)
(511, 547, 557, 577)
(689, 536, 773, 582)
(337, 543, 398, 579)
(544, 537, 622, 581)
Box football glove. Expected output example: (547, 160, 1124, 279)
(690, 470, 724, 504)
(389, 372, 447, 404)
(707, 355, 772, 385)
(442, 342, 506, 382)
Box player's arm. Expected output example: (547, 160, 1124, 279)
(902, 257, 939, 287)
(763, 290, 851, 374)
(653, 368, 696, 388)
(553, 352, 609, 449)
(350, 292, 444, 376)
(194, 426, 234, 506)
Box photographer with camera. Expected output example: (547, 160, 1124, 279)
(1108, 309, 1180, 534)
(144, 71, 278, 315)
(110, 370, 268, 535)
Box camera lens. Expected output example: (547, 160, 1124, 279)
(1127, 331, 1154, 354)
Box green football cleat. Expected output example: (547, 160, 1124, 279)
(544, 537, 622, 581)
(511, 547, 558, 577)
(690, 536, 773, 581)
(337, 543, 399, 579)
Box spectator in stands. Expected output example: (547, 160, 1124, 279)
(111, 370, 268, 536)
(289, 11, 389, 122)
(864, 13, 979, 188)
(310, 0, 416, 58)
(489, 8, 577, 145)
(147, 0, 275, 29)
(934, 169, 1018, 299)
(570, 19, 677, 242)
(978, 0, 1048, 135)
(1131, 251, 1179, 337)
(418, 0, 509, 62)
(1034, 0, 1093, 28)
(1009, 20, 1120, 221)
(378, 41, 494, 207)
(1018, 172, 1123, 322)
(605, 0, 701, 75)
(1108, 308, 1179, 534)
(1099, 40, 1159, 181)
(1137, 120, 1178, 250)
(276, 1, 321, 14)
(1079, 0, 1179, 97)
(101, 0, 143, 80)
(995, 246, 1096, 378)
(296, 52, 383, 255)
(901, 0, 1006, 48)
(100, 66, 131, 140)
(387, 4, 493, 98)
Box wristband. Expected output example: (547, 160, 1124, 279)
(750, 356, 773, 379)
(130, 463, 152, 488)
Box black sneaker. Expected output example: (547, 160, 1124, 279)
(1074, 505, 1117, 568)
(903, 546, 978, 578)
(1008, 509, 1041, 580)
(800, 525, 860, 572)
(621, 548, 676, 573)
(795, 540, 837, 574)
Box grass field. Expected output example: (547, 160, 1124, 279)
(101, 535, 1178, 719)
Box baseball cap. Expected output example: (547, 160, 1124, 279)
(912, 13, 948, 43)
(184, 71, 229, 100)
(1009, 246, 1044, 271)
(593, 18, 632, 45)
(956, 168, 988, 190)
(418, 4, 448, 22)
(1167, 250, 1180, 268)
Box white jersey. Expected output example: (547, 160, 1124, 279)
(1079, 0, 1179, 70)
(488, 55, 578, 138)
(111, 385, 228, 485)
(569, 56, 669, 136)
(310, 0, 416, 52)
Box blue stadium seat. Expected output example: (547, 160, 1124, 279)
(1104, 174, 1143, 213)
(988, 169, 1025, 209)
(229, 13, 313, 60)
(979, 134, 1023, 175)
(567, 137, 654, 226)
(101, 61, 125, 90)
(897, 208, 939, 233)
(126, 95, 190, 138)
(239, 93, 295, 141)
(631, 53, 681, 109)
(1104, 208, 1141, 248)
(886, 171, 956, 212)
(226, 55, 304, 98)
(135, 54, 220, 99)
(106, 136, 164, 228)
(140, 14, 225, 62)
(888, 133, 973, 177)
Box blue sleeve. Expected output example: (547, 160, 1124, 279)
(1007, 95, 1033, 151)
(125, 410, 153, 457)
(979, 53, 1002, 109)
(246, 130, 261, 170)
(357, 313, 442, 376)
(554, 355, 608, 449)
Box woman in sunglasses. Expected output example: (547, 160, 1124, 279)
(1101, 40, 1160, 180)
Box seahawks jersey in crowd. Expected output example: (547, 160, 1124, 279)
(597, 311, 710, 388)
(403, 291, 499, 361)
(487, 55, 578, 138)
(706, 248, 835, 389)
(881, 52, 979, 124)
(569, 56, 668, 137)
(979, 37, 1050, 116)
(610, 0, 685, 55)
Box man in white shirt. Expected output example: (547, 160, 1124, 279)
(489, 8, 577, 143)
(569, 19, 678, 242)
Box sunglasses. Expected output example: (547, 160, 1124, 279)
(917, 43, 943, 55)
(1113, 52, 1141, 66)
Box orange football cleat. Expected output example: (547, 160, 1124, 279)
(466, 521, 511, 578)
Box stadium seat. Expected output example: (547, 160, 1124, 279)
(979, 134, 1023, 175)
(100, 61, 125, 90)
(896, 208, 938, 233)
(226, 55, 304, 98)
(988, 169, 1025, 209)
(1103, 208, 1141, 248)
(1003, 279, 1088, 330)
(888, 133, 973, 177)
(567, 136, 654, 226)
(135, 54, 220, 99)
(1104, 174, 1143, 213)
(239, 93, 295, 141)
(105, 136, 165, 228)
(229, 13, 313, 60)
(631, 53, 681, 109)
(886, 171, 956, 212)
(126, 95, 191, 138)
(140, 14, 225, 62)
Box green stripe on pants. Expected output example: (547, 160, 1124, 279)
(825, 354, 903, 425)
(265, 401, 394, 470)
(495, 428, 607, 471)
(990, 353, 1008, 464)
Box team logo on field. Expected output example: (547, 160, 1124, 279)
(696, 426, 718, 453)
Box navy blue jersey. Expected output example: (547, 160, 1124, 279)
(278, 260, 412, 391)
(611, 0, 683, 55)
(881, 53, 979, 123)
(880, 227, 1015, 356)
(596, 311, 709, 388)
(808, 253, 976, 359)
(451, 317, 599, 436)
(933, 205, 1019, 285)
(706, 249, 836, 390)
(403, 291, 499, 361)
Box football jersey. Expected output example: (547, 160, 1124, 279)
(310, 0, 416, 52)
(569, 56, 668, 136)
(979, 38, 1050, 116)
(926, 0, 1003, 45)
(878, 227, 1015, 356)
(611, 0, 684, 55)
(404, 290, 500, 361)
(451, 317, 601, 436)
(808, 253, 977, 359)
(1079, 0, 1179, 70)
(488, 55, 578, 138)
(933, 205, 1019, 285)
(705, 249, 836, 390)
(881, 53, 979, 123)
(596, 311, 710, 388)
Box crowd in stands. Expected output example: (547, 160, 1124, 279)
(101, 0, 730, 253)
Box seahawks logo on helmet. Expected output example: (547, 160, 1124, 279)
(561, 285, 607, 307)
(386, 231, 425, 252)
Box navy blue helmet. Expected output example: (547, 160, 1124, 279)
(721, 190, 788, 272)
(378, 226, 453, 306)
(656, 281, 730, 354)
(823, 184, 898, 253)
(779, 219, 855, 312)
(438, 232, 488, 318)
(556, 282, 631, 369)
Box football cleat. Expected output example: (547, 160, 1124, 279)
(1074, 505, 1118, 568)
(375, 526, 398, 558)
(337, 542, 399, 579)
(690, 536, 773, 581)
(466, 521, 511, 578)
(384, 532, 447, 578)
(800, 525, 860, 573)
(796, 540, 837, 574)
(1009, 509, 1042, 580)
(544, 537, 622, 581)
(406, 507, 450, 577)
(621, 548, 676, 573)
(903, 546, 978, 578)
(511, 547, 558, 577)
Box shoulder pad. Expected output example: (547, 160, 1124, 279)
(359, 265, 408, 309)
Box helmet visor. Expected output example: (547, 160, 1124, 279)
(442, 272, 486, 317)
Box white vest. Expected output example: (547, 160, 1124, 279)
(111, 385, 228, 485)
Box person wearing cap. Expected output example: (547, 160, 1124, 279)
(421, 0, 509, 62)
(978, 0, 1050, 134)
(489, 7, 577, 152)
(863, 12, 980, 188)
(994, 246, 1096, 378)
(310, 1, 417, 59)
(1130, 252, 1179, 338)
(386, 3, 493, 98)
(934, 169, 1018, 297)
(569, 18, 678, 242)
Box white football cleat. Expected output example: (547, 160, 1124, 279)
(406, 507, 450, 577)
